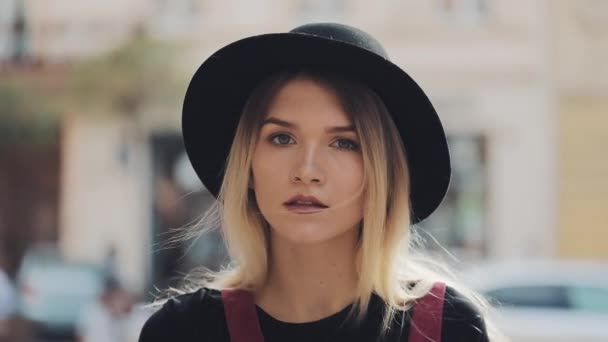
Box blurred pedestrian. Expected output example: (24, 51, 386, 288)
(77, 277, 134, 342)
(103, 246, 119, 282)
(139, 22, 505, 341)
(0, 249, 17, 341)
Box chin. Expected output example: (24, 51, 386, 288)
(269, 221, 356, 246)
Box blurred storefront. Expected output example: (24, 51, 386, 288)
(0, 119, 60, 275)
(1, 0, 64, 275)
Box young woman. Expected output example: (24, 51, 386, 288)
(139, 23, 504, 341)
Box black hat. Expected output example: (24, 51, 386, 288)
(182, 23, 451, 224)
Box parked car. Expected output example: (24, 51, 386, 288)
(16, 243, 105, 340)
(464, 259, 608, 342)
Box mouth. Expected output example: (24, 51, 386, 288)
(283, 195, 329, 214)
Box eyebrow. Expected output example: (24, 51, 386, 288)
(261, 117, 356, 134)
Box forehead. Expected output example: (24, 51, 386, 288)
(264, 76, 352, 125)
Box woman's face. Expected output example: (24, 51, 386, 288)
(251, 77, 365, 245)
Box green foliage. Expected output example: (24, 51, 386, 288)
(0, 34, 185, 145)
(59, 35, 185, 116)
(0, 78, 58, 145)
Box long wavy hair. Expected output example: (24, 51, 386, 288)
(165, 69, 506, 341)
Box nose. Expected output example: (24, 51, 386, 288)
(290, 145, 325, 185)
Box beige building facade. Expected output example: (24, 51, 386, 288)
(552, 0, 608, 259)
(23, 0, 145, 61)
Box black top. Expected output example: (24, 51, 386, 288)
(139, 286, 489, 342)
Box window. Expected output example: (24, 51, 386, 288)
(485, 286, 569, 309)
(415, 135, 487, 262)
(149, 134, 227, 292)
(0, 0, 14, 60)
(437, 0, 487, 25)
(151, 0, 205, 37)
(4, 0, 28, 61)
(297, 0, 347, 21)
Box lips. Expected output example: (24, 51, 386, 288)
(283, 194, 328, 213)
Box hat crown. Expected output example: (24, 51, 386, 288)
(290, 22, 389, 60)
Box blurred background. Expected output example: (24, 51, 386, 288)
(0, 0, 607, 341)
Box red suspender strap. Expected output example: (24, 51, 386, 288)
(408, 282, 447, 342)
(221, 288, 265, 342)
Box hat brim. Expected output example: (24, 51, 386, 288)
(182, 32, 451, 224)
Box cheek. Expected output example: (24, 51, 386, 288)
(328, 157, 366, 217)
(251, 145, 283, 188)
(333, 156, 364, 191)
(251, 146, 286, 208)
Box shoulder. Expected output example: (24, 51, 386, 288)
(440, 286, 489, 342)
(138, 288, 227, 342)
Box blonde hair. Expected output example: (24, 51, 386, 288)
(165, 69, 507, 341)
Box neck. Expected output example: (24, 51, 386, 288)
(256, 228, 360, 323)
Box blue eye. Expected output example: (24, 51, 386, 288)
(333, 138, 360, 151)
(268, 134, 359, 151)
(270, 133, 294, 145)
